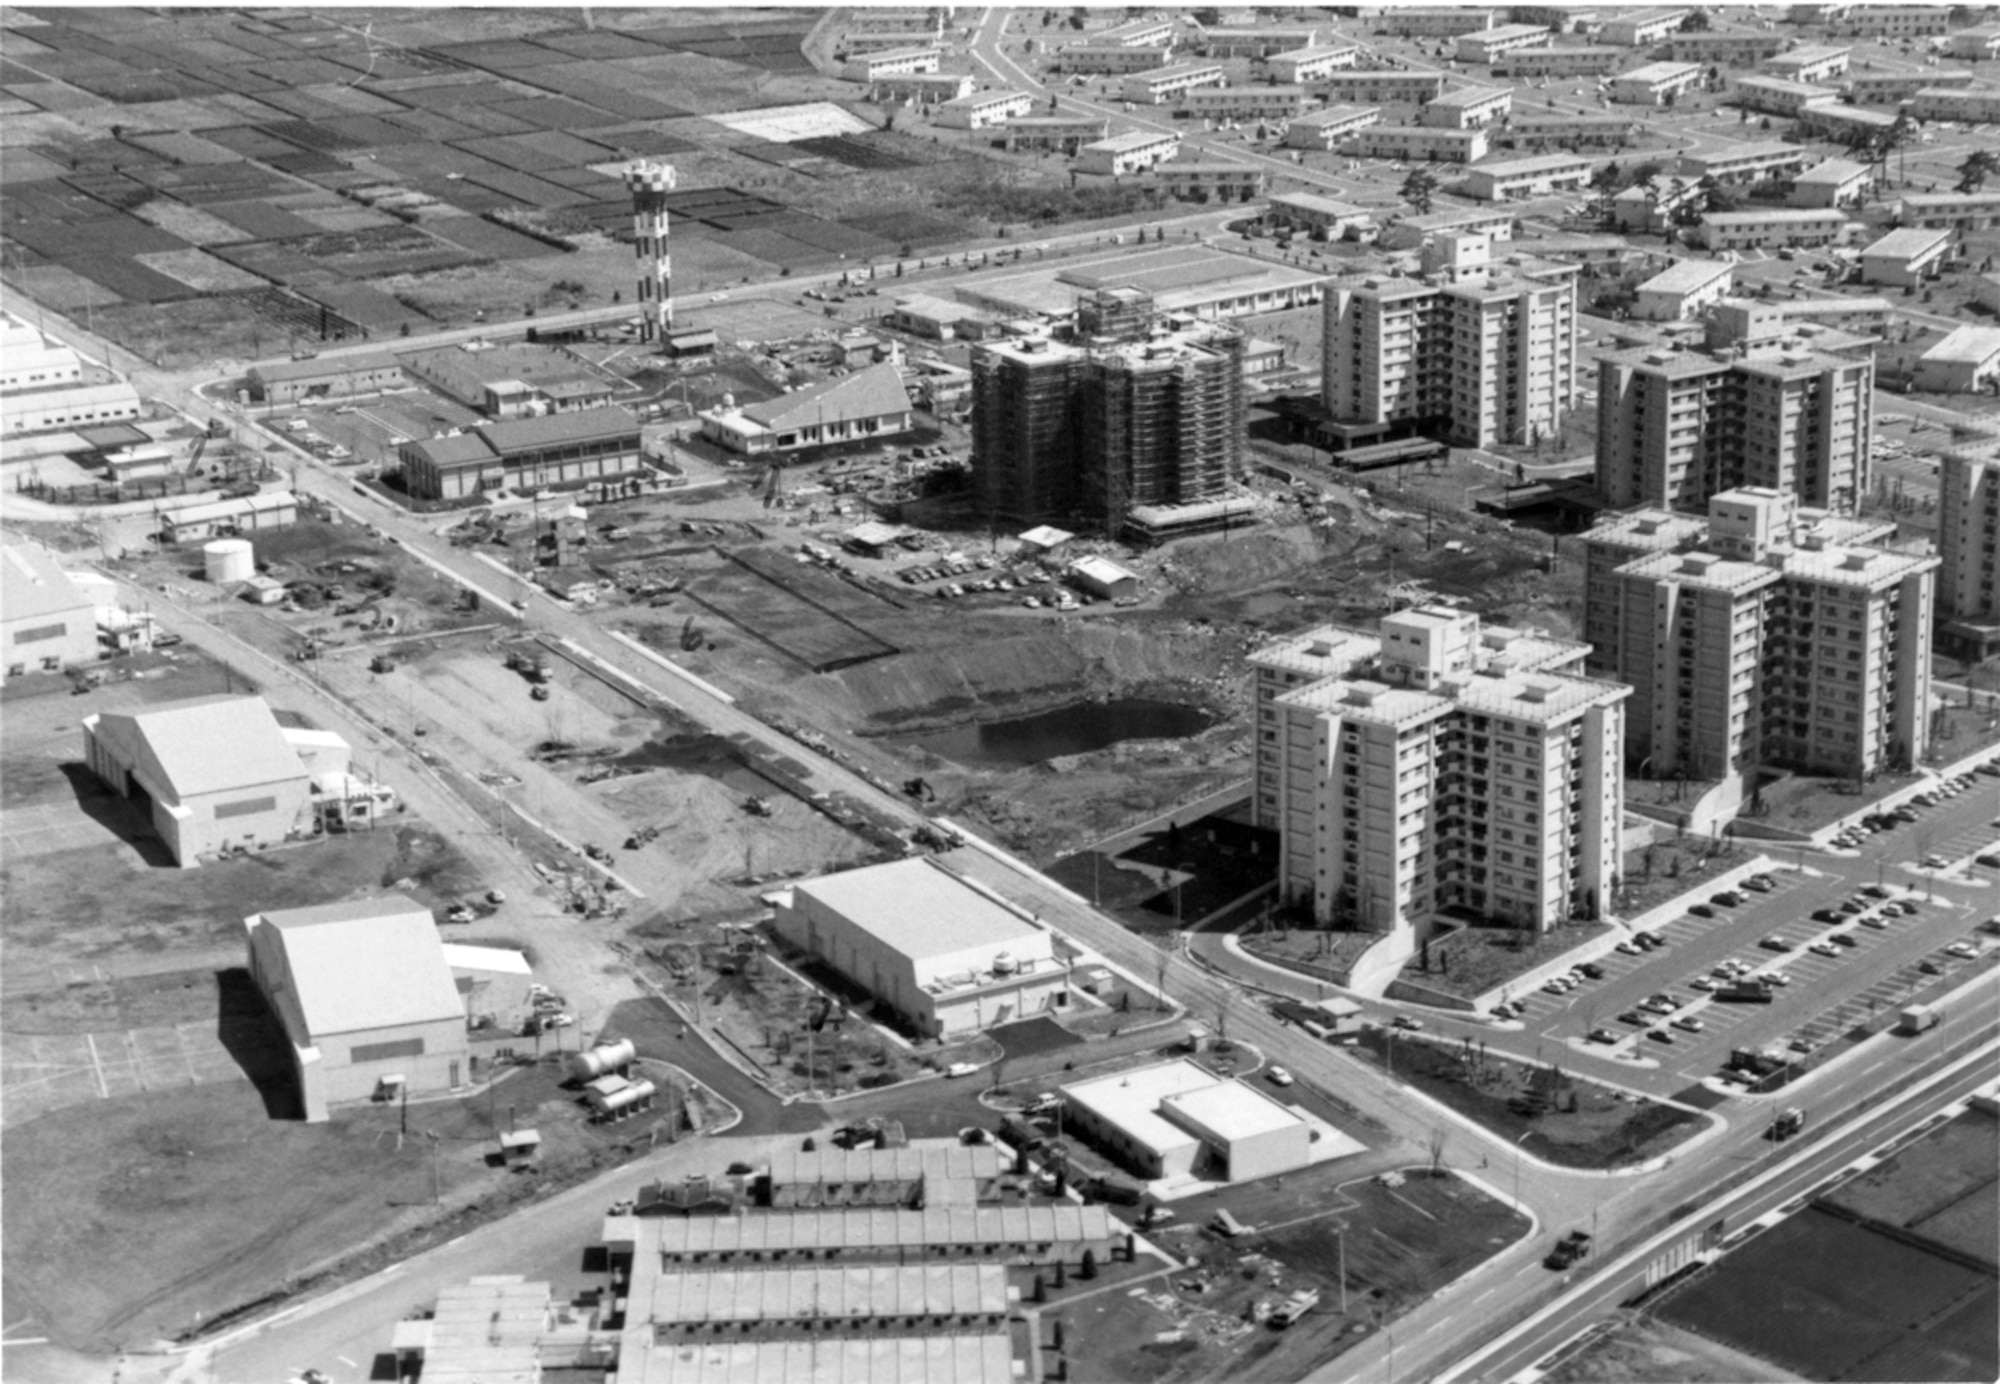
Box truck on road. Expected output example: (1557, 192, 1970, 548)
(1770, 1107, 1807, 1140)
(1898, 1003, 1943, 1034)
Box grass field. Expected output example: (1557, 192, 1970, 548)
(1351, 1029, 1703, 1170)
(1060, 1168, 1526, 1384)
(0, 1047, 698, 1354)
(1656, 1207, 1995, 1384)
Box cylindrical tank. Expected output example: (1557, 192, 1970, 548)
(567, 1038, 637, 1082)
(204, 538, 254, 584)
(595, 1079, 657, 1114)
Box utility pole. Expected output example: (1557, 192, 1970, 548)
(428, 1131, 441, 1204)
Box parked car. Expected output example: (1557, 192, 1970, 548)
(1830, 932, 1858, 948)
(1947, 941, 1980, 959)
(1619, 1010, 1647, 1025)
(1616, 941, 1642, 956)
(1760, 970, 1793, 987)
(1690, 976, 1718, 991)
(1266, 1066, 1295, 1087)
(1578, 962, 1606, 980)
(1688, 903, 1717, 919)
(1760, 936, 1794, 952)
(1861, 914, 1889, 929)
(1587, 1028, 1618, 1044)
(1647, 1028, 1676, 1044)
(1808, 942, 1840, 958)
(1712, 890, 1743, 907)
(1812, 908, 1844, 923)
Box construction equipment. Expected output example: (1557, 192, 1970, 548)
(369, 653, 395, 674)
(1270, 1289, 1320, 1328)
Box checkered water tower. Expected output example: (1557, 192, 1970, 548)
(624, 161, 677, 344)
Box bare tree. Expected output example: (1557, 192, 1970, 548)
(1213, 991, 1235, 1047)
(1427, 1127, 1448, 1175)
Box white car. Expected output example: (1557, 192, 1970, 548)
(1266, 1066, 1296, 1087)
(944, 1062, 979, 1078)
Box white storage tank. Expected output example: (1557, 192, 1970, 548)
(567, 1037, 638, 1083)
(204, 538, 254, 584)
(589, 1078, 657, 1116)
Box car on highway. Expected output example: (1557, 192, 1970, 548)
(1671, 1016, 1705, 1034)
(1266, 1066, 1295, 1087)
(1587, 1028, 1618, 1044)
(1808, 941, 1841, 958)
(1760, 936, 1795, 952)
(1391, 1015, 1423, 1031)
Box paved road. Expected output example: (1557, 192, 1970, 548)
(1437, 1030, 2000, 1384)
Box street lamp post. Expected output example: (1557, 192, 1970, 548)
(1512, 1129, 1533, 1211)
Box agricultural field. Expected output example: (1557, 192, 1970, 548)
(1655, 1206, 1997, 1383)
(0, 7, 1117, 365)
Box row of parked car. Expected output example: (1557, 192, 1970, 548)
(1832, 765, 1999, 851)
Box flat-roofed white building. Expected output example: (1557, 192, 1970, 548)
(1379, 8, 1500, 36)
(771, 857, 1071, 1038)
(847, 47, 943, 82)
(1795, 98, 1898, 141)
(1607, 60, 1704, 104)
(1342, 124, 1489, 163)
(1056, 43, 1173, 73)
(1860, 226, 1953, 287)
(869, 71, 974, 106)
(1601, 8, 1690, 45)
(1697, 207, 1850, 250)
(1377, 205, 1517, 249)
(1633, 258, 1735, 320)
(1898, 190, 2000, 231)
(1661, 28, 1793, 63)
(1790, 157, 1873, 207)
(1077, 129, 1181, 174)
(1154, 161, 1266, 202)
(1830, 5, 1951, 36)
(1180, 85, 1309, 120)
(1455, 24, 1552, 64)
(1505, 113, 1644, 149)
(936, 89, 1034, 129)
(1095, 16, 1178, 46)
(1266, 190, 1378, 236)
(83, 694, 322, 868)
(1418, 85, 1512, 129)
(1906, 86, 2000, 124)
(700, 363, 913, 457)
(1916, 325, 2000, 392)
(1, 538, 98, 681)
(1309, 70, 1450, 105)
(843, 30, 953, 53)
(1731, 74, 1840, 115)
(1000, 114, 1110, 153)
(1843, 68, 1975, 103)
(1684, 140, 1813, 184)
(1463, 153, 1592, 201)
(1061, 1059, 1314, 1182)
(1762, 44, 1851, 82)
(1121, 63, 1224, 106)
(1195, 25, 1322, 57)
(1284, 105, 1383, 149)
(1267, 45, 1361, 84)
(1945, 24, 2000, 60)
(614, 1334, 1018, 1384)
(246, 895, 469, 1122)
(1492, 45, 1625, 76)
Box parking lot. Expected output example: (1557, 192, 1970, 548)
(1474, 761, 2000, 1092)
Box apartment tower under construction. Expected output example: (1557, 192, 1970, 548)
(971, 288, 1246, 530)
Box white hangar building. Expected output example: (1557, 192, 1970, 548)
(245, 894, 470, 1122)
(81, 694, 326, 867)
(771, 857, 1072, 1038)
(1061, 1058, 1313, 1183)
